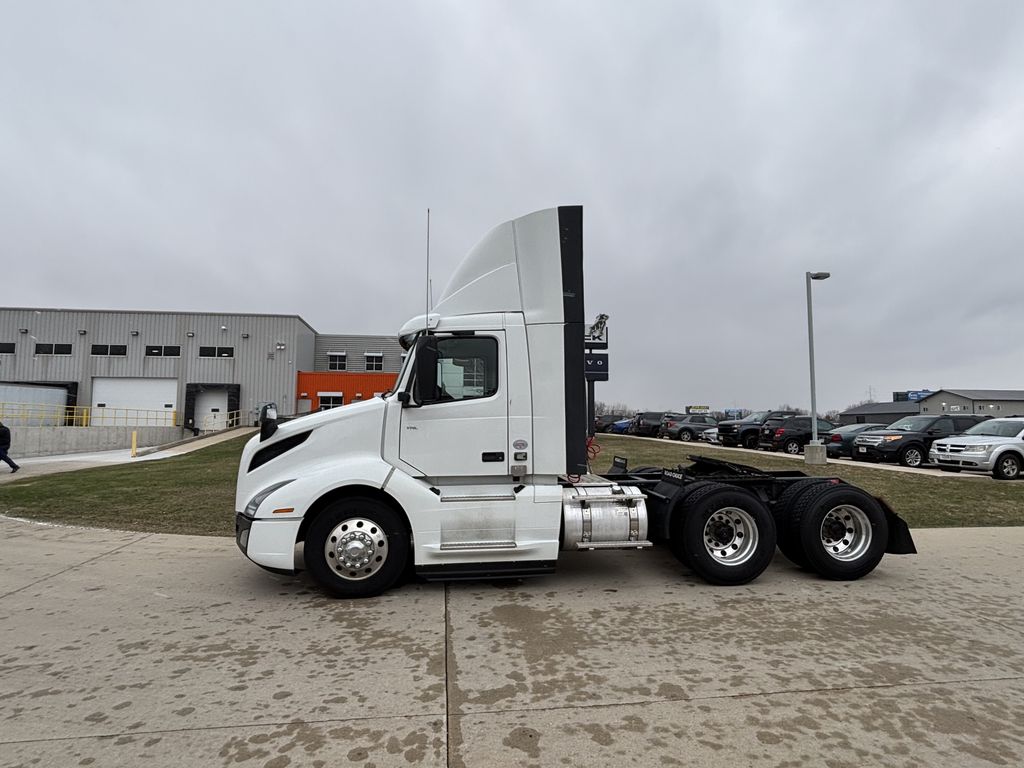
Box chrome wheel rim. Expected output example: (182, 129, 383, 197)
(324, 517, 389, 580)
(819, 505, 872, 562)
(680, 431, 692, 442)
(785, 441, 800, 455)
(904, 448, 923, 467)
(703, 507, 758, 565)
(1000, 456, 1020, 478)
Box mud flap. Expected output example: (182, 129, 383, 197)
(877, 497, 917, 554)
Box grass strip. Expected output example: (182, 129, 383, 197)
(2, 433, 1020, 536)
(594, 434, 1024, 528)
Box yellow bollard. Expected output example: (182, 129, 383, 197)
(131, 430, 138, 458)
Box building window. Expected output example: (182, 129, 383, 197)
(199, 346, 234, 358)
(328, 353, 347, 371)
(146, 345, 181, 357)
(34, 343, 72, 356)
(319, 395, 345, 410)
(0, 342, 14, 354)
(365, 352, 384, 371)
(91, 344, 127, 356)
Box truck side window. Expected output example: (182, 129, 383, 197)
(432, 337, 499, 402)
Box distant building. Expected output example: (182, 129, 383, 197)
(838, 401, 920, 426)
(918, 389, 1024, 417)
(0, 306, 404, 431)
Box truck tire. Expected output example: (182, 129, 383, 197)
(742, 433, 759, 450)
(898, 445, 925, 468)
(772, 479, 831, 568)
(666, 480, 720, 554)
(671, 483, 776, 586)
(788, 484, 888, 580)
(306, 497, 409, 598)
(783, 439, 802, 455)
(993, 453, 1022, 480)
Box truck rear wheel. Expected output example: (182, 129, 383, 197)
(671, 483, 776, 586)
(306, 498, 409, 598)
(773, 479, 831, 568)
(788, 485, 888, 580)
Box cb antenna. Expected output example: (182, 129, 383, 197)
(425, 208, 430, 335)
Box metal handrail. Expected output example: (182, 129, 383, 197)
(197, 410, 244, 432)
(0, 401, 179, 427)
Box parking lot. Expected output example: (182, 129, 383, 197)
(2, 516, 1022, 767)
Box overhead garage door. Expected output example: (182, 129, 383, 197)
(91, 378, 178, 426)
(0, 383, 69, 426)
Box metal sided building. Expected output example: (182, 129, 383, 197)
(0, 307, 315, 429)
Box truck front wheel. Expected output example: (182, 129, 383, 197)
(672, 484, 776, 586)
(306, 498, 409, 598)
(742, 433, 758, 450)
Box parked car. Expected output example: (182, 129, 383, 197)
(852, 414, 989, 467)
(824, 423, 889, 458)
(929, 417, 1024, 480)
(758, 416, 837, 454)
(718, 410, 800, 449)
(660, 414, 719, 441)
(594, 413, 624, 433)
(607, 418, 632, 434)
(700, 427, 720, 444)
(628, 411, 665, 437)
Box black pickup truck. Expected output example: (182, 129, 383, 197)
(718, 410, 799, 449)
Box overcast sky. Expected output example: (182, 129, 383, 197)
(2, 1, 1022, 412)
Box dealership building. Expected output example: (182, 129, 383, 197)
(0, 307, 402, 445)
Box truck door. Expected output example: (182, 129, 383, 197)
(399, 333, 509, 477)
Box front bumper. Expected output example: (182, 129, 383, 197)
(930, 452, 994, 471)
(235, 511, 301, 574)
(852, 445, 899, 462)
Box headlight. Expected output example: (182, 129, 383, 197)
(245, 479, 295, 516)
(965, 444, 994, 453)
(882, 435, 903, 442)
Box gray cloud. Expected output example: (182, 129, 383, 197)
(2, 0, 1022, 412)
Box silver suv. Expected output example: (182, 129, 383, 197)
(929, 417, 1024, 480)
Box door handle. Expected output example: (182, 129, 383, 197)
(481, 452, 505, 462)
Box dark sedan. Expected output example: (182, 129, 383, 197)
(824, 423, 888, 458)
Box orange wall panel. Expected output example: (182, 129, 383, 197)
(296, 371, 399, 410)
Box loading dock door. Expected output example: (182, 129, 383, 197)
(91, 378, 177, 426)
(195, 389, 230, 431)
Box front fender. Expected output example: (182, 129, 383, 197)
(250, 456, 394, 521)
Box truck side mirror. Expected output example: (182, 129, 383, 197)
(412, 335, 439, 405)
(259, 403, 278, 441)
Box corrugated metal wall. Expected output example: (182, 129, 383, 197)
(296, 372, 400, 410)
(0, 307, 316, 419)
(314, 334, 405, 372)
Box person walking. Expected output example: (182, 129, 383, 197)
(0, 420, 20, 473)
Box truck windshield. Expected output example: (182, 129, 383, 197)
(741, 411, 768, 422)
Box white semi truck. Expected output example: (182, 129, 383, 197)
(234, 206, 916, 598)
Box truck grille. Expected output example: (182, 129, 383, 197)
(933, 444, 965, 455)
(719, 425, 737, 436)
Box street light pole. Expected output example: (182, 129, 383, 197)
(805, 271, 830, 465)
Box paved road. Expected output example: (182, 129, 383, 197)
(1, 518, 1022, 767)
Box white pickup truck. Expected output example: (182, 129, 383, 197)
(234, 207, 915, 597)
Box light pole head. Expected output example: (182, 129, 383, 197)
(808, 271, 831, 280)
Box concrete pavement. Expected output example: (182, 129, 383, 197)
(1, 518, 1022, 766)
